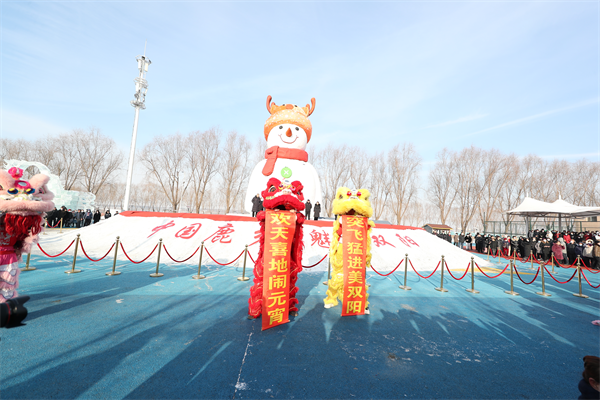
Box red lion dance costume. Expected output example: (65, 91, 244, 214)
(248, 178, 305, 330)
(0, 167, 54, 303)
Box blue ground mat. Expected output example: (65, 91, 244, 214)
(1, 254, 599, 399)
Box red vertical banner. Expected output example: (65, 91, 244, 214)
(341, 215, 368, 316)
(262, 210, 296, 330)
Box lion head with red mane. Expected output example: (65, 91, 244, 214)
(261, 178, 305, 212)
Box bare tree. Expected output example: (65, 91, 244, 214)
(368, 153, 391, 220)
(454, 146, 484, 233)
(54, 132, 84, 190)
(74, 128, 124, 195)
(348, 146, 370, 189)
(387, 143, 421, 225)
(187, 128, 221, 213)
(477, 149, 511, 231)
(139, 133, 192, 212)
(220, 131, 252, 214)
(428, 148, 458, 225)
(313, 144, 351, 217)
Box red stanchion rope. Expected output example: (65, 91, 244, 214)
(554, 258, 578, 269)
(475, 262, 509, 278)
(514, 265, 541, 285)
(80, 241, 115, 262)
(370, 259, 403, 277)
(204, 248, 244, 266)
(248, 252, 256, 264)
(409, 259, 440, 279)
(302, 254, 328, 269)
(37, 240, 75, 258)
(46, 220, 61, 228)
(444, 261, 470, 280)
(162, 246, 200, 263)
(119, 243, 158, 264)
(578, 258, 600, 273)
(581, 269, 600, 288)
(544, 266, 578, 284)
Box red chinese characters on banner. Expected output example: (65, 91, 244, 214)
(204, 223, 235, 244)
(262, 210, 296, 330)
(175, 223, 202, 239)
(148, 220, 176, 238)
(372, 234, 396, 248)
(342, 215, 368, 316)
(309, 229, 331, 248)
(396, 234, 420, 247)
(249, 230, 261, 247)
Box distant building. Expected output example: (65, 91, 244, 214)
(423, 223, 452, 235)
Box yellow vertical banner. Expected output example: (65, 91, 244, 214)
(262, 210, 296, 330)
(342, 215, 368, 316)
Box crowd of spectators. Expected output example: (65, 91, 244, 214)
(45, 206, 117, 229)
(432, 229, 600, 270)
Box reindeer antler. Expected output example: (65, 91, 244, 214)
(266, 95, 274, 114)
(306, 98, 316, 116)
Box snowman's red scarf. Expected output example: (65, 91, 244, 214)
(262, 146, 308, 176)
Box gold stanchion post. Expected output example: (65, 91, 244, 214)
(59, 218, 63, 234)
(535, 260, 551, 297)
(466, 256, 479, 294)
(237, 245, 250, 281)
(22, 252, 36, 271)
(106, 236, 121, 276)
(530, 253, 535, 270)
(487, 247, 490, 261)
(399, 253, 411, 290)
(434, 255, 448, 292)
(323, 257, 331, 285)
(573, 256, 589, 299)
(504, 260, 519, 296)
(65, 234, 82, 274)
(192, 241, 206, 280)
(150, 238, 164, 278)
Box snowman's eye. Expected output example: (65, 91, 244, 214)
(295, 127, 299, 131)
(279, 126, 283, 129)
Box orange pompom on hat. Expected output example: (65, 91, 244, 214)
(264, 96, 316, 142)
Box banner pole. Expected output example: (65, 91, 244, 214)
(466, 256, 479, 294)
(573, 256, 589, 298)
(504, 260, 519, 296)
(106, 236, 121, 276)
(434, 255, 448, 292)
(22, 252, 35, 271)
(150, 238, 164, 277)
(238, 245, 250, 281)
(65, 234, 82, 274)
(192, 241, 206, 280)
(323, 257, 331, 285)
(399, 253, 411, 290)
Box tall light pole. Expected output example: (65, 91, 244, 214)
(123, 52, 151, 211)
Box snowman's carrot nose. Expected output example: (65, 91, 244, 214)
(285, 128, 293, 137)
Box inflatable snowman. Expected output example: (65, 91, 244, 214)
(245, 96, 323, 214)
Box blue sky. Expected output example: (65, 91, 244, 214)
(2, 1, 599, 170)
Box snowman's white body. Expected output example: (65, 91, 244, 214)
(244, 122, 323, 213)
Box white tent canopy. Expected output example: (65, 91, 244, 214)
(507, 197, 600, 218)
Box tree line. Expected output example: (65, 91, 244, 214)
(1, 129, 598, 232)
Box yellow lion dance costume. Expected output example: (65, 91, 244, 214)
(324, 187, 375, 313)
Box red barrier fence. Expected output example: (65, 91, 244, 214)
(29, 238, 600, 293)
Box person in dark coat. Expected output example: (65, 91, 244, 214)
(313, 202, 321, 221)
(104, 210, 112, 219)
(489, 236, 499, 256)
(522, 238, 532, 259)
(465, 234, 472, 250)
(251, 194, 261, 217)
(75, 209, 84, 228)
(540, 238, 552, 262)
(305, 200, 312, 220)
(93, 210, 101, 224)
(83, 209, 93, 226)
(578, 355, 599, 399)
